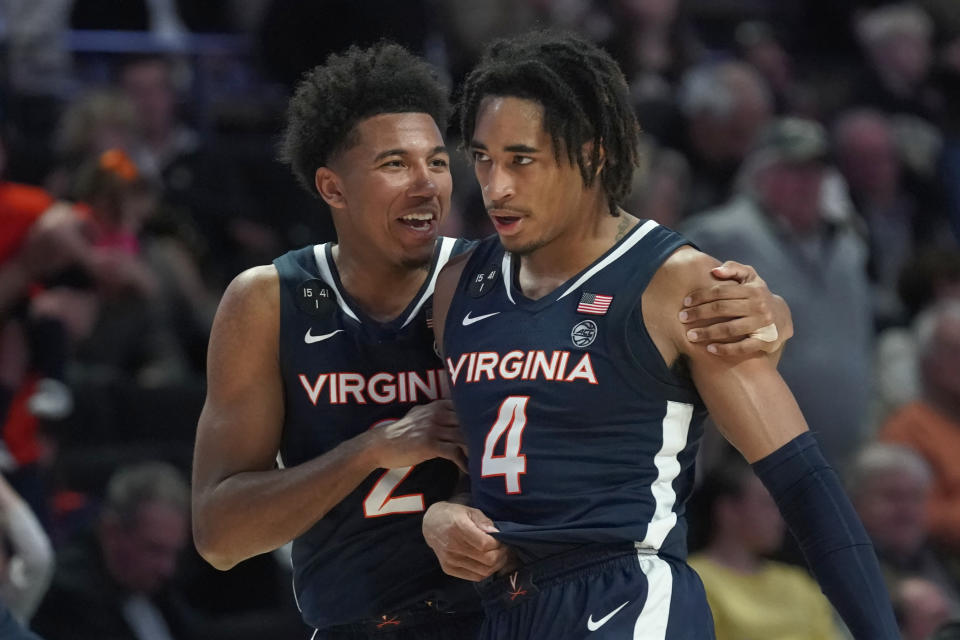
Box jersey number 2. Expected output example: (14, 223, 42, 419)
(481, 396, 529, 494)
(362, 419, 425, 518)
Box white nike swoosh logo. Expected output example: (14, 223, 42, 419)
(462, 311, 500, 326)
(587, 601, 630, 632)
(304, 328, 344, 344)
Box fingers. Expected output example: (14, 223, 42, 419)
(710, 261, 758, 284)
(439, 546, 511, 581)
(683, 280, 766, 309)
(422, 399, 459, 426)
(679, 298, 771, 324)
(700, 337, 776, 357)
(684, 316, 773, 344)
(423, 503, 508, 581)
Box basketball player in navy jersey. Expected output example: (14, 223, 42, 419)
(426, 31, 899, 639)
(192, 42, 795, 639)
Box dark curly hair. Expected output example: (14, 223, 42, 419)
(279, 42, 449, 197)
(457, 30, 641, 216)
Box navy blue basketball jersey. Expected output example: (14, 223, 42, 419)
(443, 221, 708, 564)
(273, 237, 477, 630)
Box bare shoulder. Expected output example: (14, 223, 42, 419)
(220, 264, 280, 313)
(433, 248, 476, 351)
(208, 265, 280, 372)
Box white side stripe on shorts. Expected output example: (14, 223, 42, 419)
(633, 555, 673, 639)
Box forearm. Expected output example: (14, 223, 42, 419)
(3, 500, 53, 580)
(753, 432, 899, 639)
(194, 433, 378, 570)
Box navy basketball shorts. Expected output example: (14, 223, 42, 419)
(476, 544, 715, 639)
(311, 606, 483, 640)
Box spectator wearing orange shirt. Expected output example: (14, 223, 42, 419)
(879, 300, 960, 552)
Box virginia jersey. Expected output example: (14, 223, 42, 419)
(273, 237, 476, 630)
(443, 221, 708, 564)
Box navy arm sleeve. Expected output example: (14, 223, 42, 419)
(752, 432, 899, 639)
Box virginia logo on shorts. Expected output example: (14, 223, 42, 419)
(571, 319, 598, 348)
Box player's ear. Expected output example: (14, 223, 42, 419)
(315, 167, 346, 209)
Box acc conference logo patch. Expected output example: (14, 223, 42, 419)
(571, 319, 597, 348)
(297, 279, 336, 316)
(468, 265, 500, 298)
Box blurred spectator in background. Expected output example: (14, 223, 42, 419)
(118, 55, 197, 184)
(683, 118, 872, 468)
(68, 149, 191, 387)
(31, 461, 196, 640)
(624, 143, 690, 229)
(734, 20, 812, 117)
(894, 576, 954, 640)
(874, 248, 960, 421)
(848, 443, 960, 609)
(670, 61, 773, 215)
(0, 473, 53, 623)
(0, 130, 94, 520)
(46, 90, 140, 198)
(31, 460, 304, 639)
(878, 300, 960, 555)
(834, 108, 913, 325)
(602, 0, 703, 138)
(688, 455, 843, 640)
(854, 3, 941, 121)
(832, 107, 953, 326)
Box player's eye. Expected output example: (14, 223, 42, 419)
(381, 159, 404, 168)
(472, 151, 491, 163)
(430, 157, 449, 168)
(513, 156, 533, 166)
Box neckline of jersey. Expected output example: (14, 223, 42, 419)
(319, 240, 443, 334)
(503, 219, 657, 312)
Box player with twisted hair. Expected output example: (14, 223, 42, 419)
(425, 30, 898, 639)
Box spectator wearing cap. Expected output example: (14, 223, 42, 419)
(683, 117, 872, 468)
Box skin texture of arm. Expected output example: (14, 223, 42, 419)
(192, 265, 465, 570)
(643, 246, 809, 461)
(681, 261, 793, 364)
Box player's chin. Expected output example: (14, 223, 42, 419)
(499, 235, 543, 257)
(398, 244, 436, 271)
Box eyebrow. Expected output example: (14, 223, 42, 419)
(469, 141, 539, 154)
(373, 145, 448, 162)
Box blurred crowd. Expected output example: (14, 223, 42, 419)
(0, 0, 959, 638)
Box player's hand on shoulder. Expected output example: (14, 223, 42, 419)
(679, 260, 793, 356)
(365, 399, 468, 472)
(422, 501, 512, 582)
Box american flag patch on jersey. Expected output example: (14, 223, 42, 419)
(425, 307, 434, 328)
(576, 292, 613, 315)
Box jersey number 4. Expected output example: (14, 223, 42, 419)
(481, 396, 529, 494)
(363, 419, 425, 518)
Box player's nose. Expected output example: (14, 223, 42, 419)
(408, 161, 439, 198)
(484, 162, 515, 201)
